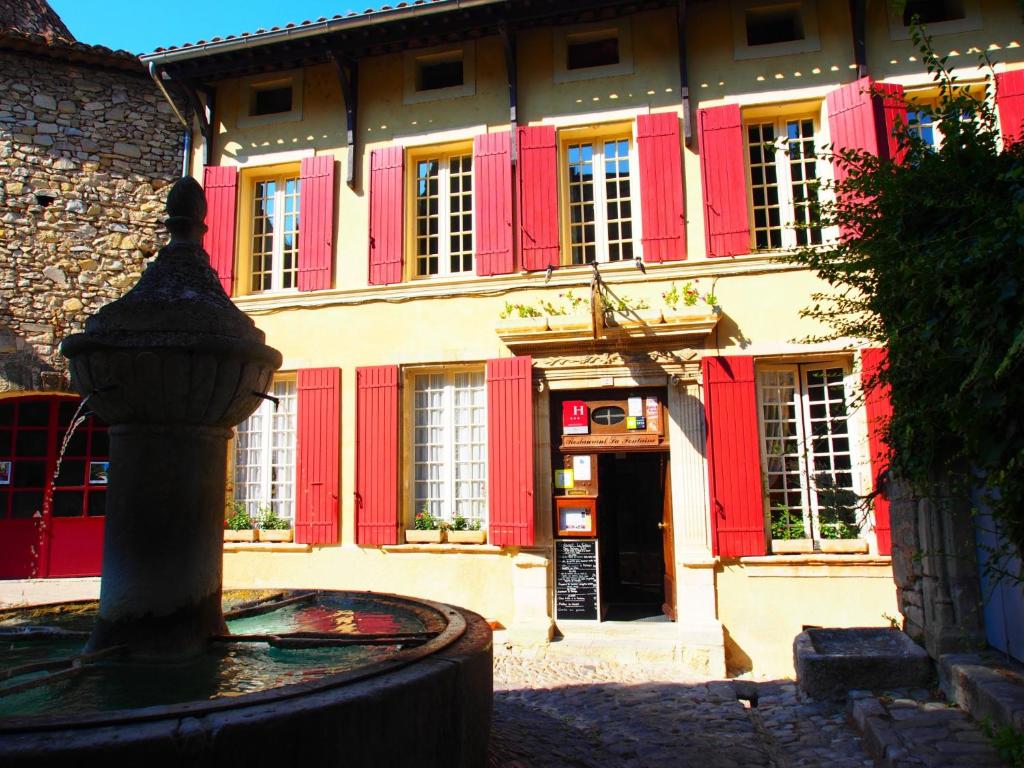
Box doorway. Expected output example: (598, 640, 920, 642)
(598, 451, 667, 621)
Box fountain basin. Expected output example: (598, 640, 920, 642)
(794, 627, 932, 700)
(0, 590, 492, 767)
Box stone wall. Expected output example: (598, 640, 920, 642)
(0, 47, 184, 392)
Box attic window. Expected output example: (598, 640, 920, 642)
(902, 0, 965, 25)
(746, 4, 804, 46)
(416, 51, 464, 92)
(250, 82, 293, 117)
(566, 30, 619, 70)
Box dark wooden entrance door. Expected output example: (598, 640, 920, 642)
(660, 455, 676, 620)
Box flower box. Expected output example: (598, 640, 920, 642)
(546, 313, 591, 332)
(447, 529, 487, 545)
(662, 308, 716, 325)
(257, 529, 293, 543)
(604, 308, 663, 328)
(405, 529, 445, 544)
(224, 529, 257, 542)
(818, 539, 869, 554)
(771, 538, 814, 554)
(496, 316, 548, 334)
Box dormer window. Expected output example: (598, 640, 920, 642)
(746, 3, 804, 46)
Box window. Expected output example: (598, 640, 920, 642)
(233, 379, 296, 523)
(403, 44, 475, 104)
(411, 370, 487, 527)
(758, 362, 861, 542)
(554, 20, 633, 83)
(248, 172, 300, 293)
(746, 3, 804, 46)
(888, 0, 980, 38)
(562, 132, 635, 264)
(746, 116, 822, 250)
(409, 148, 473, 278)
(238, 71, 303, 127)
(902, 0, 965, 26)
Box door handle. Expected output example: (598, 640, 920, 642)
(657, 522, 667, 530)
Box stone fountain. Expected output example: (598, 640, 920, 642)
(0, 178, 492, 767)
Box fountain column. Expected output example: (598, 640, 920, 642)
(61, 177, 282, 658)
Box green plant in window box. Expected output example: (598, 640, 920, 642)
(662, 281, 719, 323)
(224, 501, 257, 542)
(814, 478, 868, 552)
(407, 505, 446, 543)
(447, 514, 487, 544)
(770, 503, 812, 553)
(256, 506, 293, 543)
(497, 301, 548, 334)
(602, 292, 659, 328)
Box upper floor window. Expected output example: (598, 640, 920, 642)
(409, 147, 474, 278)
(250, 81, 293, 117)
(888, 0, 980, 38)
(731, 0, 820, 60)
(238, 71, 303, 127)
(411, 370, 487, 528)
(234, 379, 296, 524)
(562, 131, 635, 264)
(554, 20, 633, 83)
(746, 115, 822, 250)
(249, 172, 301, 293)
(758, 362, 861, 543)
(902, 0, 966, 26)
(403, 43, 476, 104)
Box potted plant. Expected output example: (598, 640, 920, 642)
(770, 504, 812, 554)
(496, 301, 548, 334)
(406, 506, 446, 543)
(814, 483, 867, 553)
(602, 293, 662, 328)
(545, 290, 592, 332)
(447, 515, 486, 544)
(256, 506, 293, 543)
(224, 502, 257, 542)
(661, 281, 718, 324)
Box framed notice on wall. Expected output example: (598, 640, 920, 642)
(554, 496, 597, 537)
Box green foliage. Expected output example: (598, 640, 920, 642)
(786, 29, 1024, 561)
(770, 504, 807, 540)
(257, 506, 290, 530)
(413, 506, 443, 530)
(499, 301, 542, 319)
(982, 719, 1024, 767)
(451, 514, 469, 531)
(661, 281, 718, 310)
(225, 501, 254, 531)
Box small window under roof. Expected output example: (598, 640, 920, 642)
(566, 30, 619, 70)
(250, 83, 292, 117)
(416, 51, 464, 92)
(746, 4, 805, 47)
(902, 0, 966, 26)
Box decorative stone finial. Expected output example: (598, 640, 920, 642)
(164, 176, 208, 244)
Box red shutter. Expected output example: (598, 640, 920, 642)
(637, 112, 686, 263)
(876, 82, 906, 163)
(487, 356, 534, 547)
(516, 125, 560, 271)
(295, 368, 340, 545)
(703, 356, 766, 557)
(368, 147, 404, 286)
(698, 105, 749, 258)
(355, 365, 399, 545)
(861, 348, 893, 555)
(202, 165, 238, 296)
(827, 77, 889, 183)
(996, 70, 1024, 145)
(298, 155, 336, 292)
(474, 131, 514, 276)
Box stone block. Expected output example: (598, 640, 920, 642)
(33, 94, 57, 110)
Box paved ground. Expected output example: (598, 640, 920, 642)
(489, 651, 875, 768)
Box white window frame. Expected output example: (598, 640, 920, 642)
(409, 369, 488, 528)
(756, 360, 866, 544)
(562, 131, 639, 265)
(411, 151, 474, 279)
(233, 379, 297, 524)
(248, 172, 301, 294)
(745, 114, 825, 251)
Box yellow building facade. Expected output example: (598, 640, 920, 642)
(132, 0, 1024, 677)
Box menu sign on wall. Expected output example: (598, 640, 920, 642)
(555, 539, 599, 620)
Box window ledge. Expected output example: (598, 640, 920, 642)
(224, 542, 312, 553)
(381, 543, 504, 554)
(738, 554, 891, 565)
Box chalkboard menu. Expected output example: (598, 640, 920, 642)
(555, 539, 599, 620)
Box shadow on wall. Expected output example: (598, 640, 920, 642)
(0, 322, 66, 393)
(724, 625, 754, 677)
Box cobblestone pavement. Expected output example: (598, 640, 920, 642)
(489, 652, 875, 768)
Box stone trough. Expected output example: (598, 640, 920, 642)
(794, 627, 932, 700)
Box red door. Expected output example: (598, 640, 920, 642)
(0, 396, 108, 579)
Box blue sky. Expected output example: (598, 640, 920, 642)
(49, 1, 361, 55)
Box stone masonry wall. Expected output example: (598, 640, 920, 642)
(0, 48, 184, 392)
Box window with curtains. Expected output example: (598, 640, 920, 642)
(561, 130, 636, 264)
(233, 379, 297, 523)
(745, 115, 823, 250)
(247, 171, 301, 293)
(407, 147, 474, 278)
(411, 370, 487, 527)
(757, 361, 863, 544)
